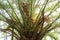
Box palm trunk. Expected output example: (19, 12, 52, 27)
(17, 37, 42, 40)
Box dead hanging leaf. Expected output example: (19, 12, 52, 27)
(31, 14, 51, 23)
(44, 15, 51, 23)
(19, 0, 29, 16)
(22, 3, 29, 16)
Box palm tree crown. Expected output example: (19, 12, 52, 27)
(0, 0, 60, 40)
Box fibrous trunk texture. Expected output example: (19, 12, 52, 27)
(17, 37, 42, 40)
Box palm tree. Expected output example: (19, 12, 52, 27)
(0, 0, 60, 40)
